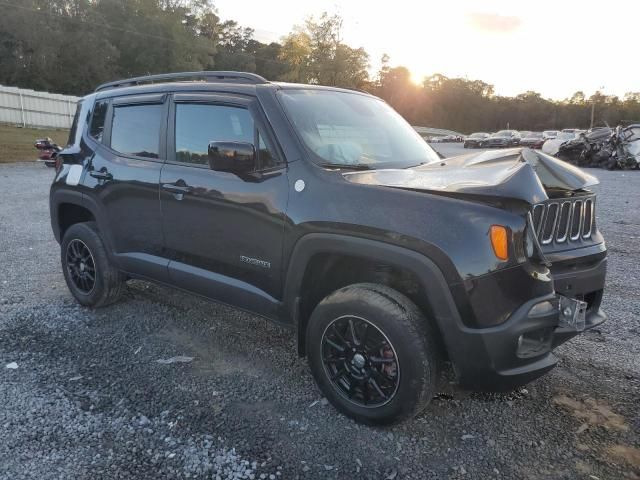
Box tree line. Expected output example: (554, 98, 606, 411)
(1, 0, 639, 133)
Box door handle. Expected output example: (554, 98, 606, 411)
(161, 183, 192, 194)
(90, 170, 112, 181)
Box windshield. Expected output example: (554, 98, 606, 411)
(469, 133, 486, 138)
(527, 132, 543, 138)
(277, 89, 441, 168)
(493, 130, 513, 137)
(624, 126, 640, 142)
(557, 132, 576, 141)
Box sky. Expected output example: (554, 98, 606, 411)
(213, 0, 639, 100)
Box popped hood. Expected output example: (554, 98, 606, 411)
(343, 148, 599, 205)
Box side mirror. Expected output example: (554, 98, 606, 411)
(208, 141, 256, 174)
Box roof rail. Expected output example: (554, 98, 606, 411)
(95, 71, 268, 92)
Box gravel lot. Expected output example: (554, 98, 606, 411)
(0, 156, 639, 480)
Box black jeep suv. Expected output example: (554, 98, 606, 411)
(50, 71, 607, 424)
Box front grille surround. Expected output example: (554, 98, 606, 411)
(531, 196, 595, 247)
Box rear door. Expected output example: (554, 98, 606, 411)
(160, 93, 288, 316)
(85, 93, 168, 281)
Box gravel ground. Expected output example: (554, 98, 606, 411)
(0, 158, 639, 480)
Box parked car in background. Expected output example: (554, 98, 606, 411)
(516, 131, 531, 145)
(464, 132, 490, 148)
(543, 130, 559, 140)
(483, 130, 520, 148)
(520, 132, 545, 149)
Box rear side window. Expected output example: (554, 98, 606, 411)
(111, 104, 162, 158)
(89, 100, 108, 142)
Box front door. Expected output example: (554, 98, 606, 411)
(160, 93, 288, 317)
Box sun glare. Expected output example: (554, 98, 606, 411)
(410, 71, 424, 86)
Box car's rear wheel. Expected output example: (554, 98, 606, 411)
(61, 222, 125, 307)
(306, 283, 441, 424)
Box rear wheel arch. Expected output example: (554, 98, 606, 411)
(283, 234, 458, 358)
(52, 190, 116, 256)
(58, 202, 95, 238)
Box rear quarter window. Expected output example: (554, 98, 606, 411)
(66, 100, 83, 147)
(89, 101, 108, 142)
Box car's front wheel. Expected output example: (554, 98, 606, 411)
(306, 283, 441, 424)
(61, 222, 125, 307)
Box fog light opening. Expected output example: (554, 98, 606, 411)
(516, 328, 554, 359)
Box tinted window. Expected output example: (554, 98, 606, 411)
(111, 104, 162, 158)
(66, 100, 83, 146)
(257, 129, 279, 169)
(175, 104, 253, 165)
(89, 101, 108, 142)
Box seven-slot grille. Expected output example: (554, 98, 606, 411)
(531, 196, 595, 246)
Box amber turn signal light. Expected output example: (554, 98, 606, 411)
(490, 225, 509, 261)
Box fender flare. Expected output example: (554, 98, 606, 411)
(50, 188, 116, 257)
(283, 233, 464, 357)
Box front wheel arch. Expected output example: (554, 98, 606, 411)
(282, 234, 458, 358)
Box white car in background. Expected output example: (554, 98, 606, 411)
(542, 130, 559, 140)
(542, 131, 578, 155)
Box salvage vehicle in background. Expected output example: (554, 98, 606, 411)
(543, 130, 559, 140)
(463, 132, 490, 148)
(483, 130, 520, 148)
(543, 125, 639, 169)
(519, 132, 545, 149)
(597, 125, 640, 169)
(49, 71, 607, 424)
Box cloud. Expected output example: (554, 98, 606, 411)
(466, 12, 522, 33)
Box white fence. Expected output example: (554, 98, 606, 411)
(0, 85, 79, 129)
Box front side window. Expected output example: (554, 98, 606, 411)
(174, 103, 280, 169)
(175, 104, 253, 166)
(110, 104, 162, 158)
(89, 100, 108, 142)
(278, 89, 440, 169)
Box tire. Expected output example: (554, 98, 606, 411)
(61, 222, 125, 307)
(306, 283, 441, 424)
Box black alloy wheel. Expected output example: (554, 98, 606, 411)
(66, 239, 96, 294)
(321, 315, 400, 408)
(61, 222, 125, 307)
(306, 283, 441, 424)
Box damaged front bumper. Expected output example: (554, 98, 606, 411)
(452, 253, 607, 391)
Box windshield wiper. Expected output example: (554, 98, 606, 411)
(321, 163, 375, 170)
